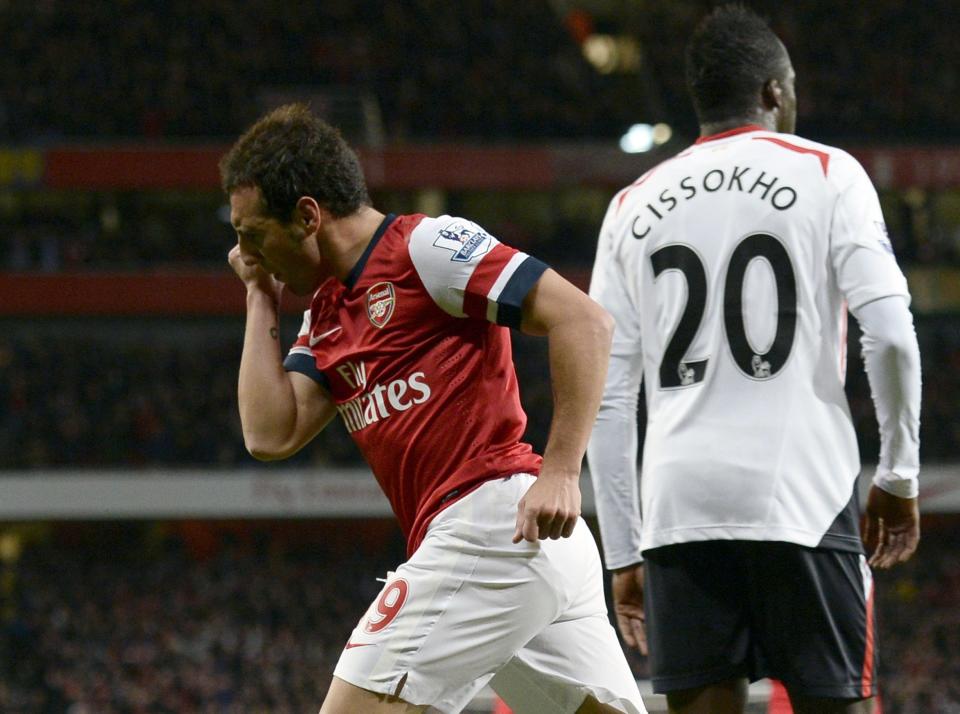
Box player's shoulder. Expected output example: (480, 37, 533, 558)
(604, 154, 677, 222)
(750, 131, 869, 188)
(407, 214, 498, 264)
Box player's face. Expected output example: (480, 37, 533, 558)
(776, 65, 797, 135)
(230, 186, 322, 296)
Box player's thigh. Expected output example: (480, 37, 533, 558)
(664, 679, 748, 714)
(491, 525, 646, 714)
(787, 693, 876, 714)
(643, 542, 752, 693)
(333, 475, 564, 710)
(748, 544, 877, 700)
(320, 676, 426, 714)
(492, 613, 646, 714)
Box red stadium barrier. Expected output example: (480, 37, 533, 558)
(0, 269, 589, 315)
(24, 144, 960, 191)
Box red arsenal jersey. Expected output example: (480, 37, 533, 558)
(284, 214, 546, 554)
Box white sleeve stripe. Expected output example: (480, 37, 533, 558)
(288, 346, 314, 357)
(486, 252, 528, 303)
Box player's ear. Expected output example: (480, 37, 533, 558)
(761, 78, 783, 112)
(295, 196, 322, 236)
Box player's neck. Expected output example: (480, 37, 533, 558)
(319, 206, 387, 283)
(700, 114, 777, 139)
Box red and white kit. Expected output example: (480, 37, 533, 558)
(285, 213, 546, 554)
(285, 214, 645, 713)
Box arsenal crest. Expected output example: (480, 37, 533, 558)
(365, 282, 396, 328)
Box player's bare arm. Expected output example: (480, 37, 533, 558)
(229, 245, 337, 460)
(512, 268, 614, 543)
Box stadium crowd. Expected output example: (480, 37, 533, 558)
(1, 1, 958, 143)
(0, 525, 404, 713)
(874, 521, 960, 713)
(0, 320, 946, 471)
(0, 0, 624, 142)
(0, 321, 958, 471)
(0, 523, 956, 713)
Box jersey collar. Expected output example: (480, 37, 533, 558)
(694, 124, 766, 144)
(345, 213, 396, 290)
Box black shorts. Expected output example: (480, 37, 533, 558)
(643, 540, 877, 699)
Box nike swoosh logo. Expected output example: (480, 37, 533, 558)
(344, 641, 374, 649)
(309, 326, 342, 346)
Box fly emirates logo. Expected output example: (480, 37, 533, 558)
(334, 361, 432, 434)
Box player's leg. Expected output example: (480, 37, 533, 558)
(576, 694, 639, 713)
(663, 679, 748, 714)
(490, 512, 646, 714)
(747, 543, 879, 714)
(785, 694, 874, 714)
(641, 542, 754, 714)
(326, 475, 577, 712)
(320, 676, 426, 713)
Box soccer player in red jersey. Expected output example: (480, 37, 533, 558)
(221, 104, 646, 714)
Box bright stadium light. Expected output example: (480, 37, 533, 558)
(620, 123, 654, 153)
(652, 122, 673, 145)
(582, 34, 642, 74)
(583, 35, 617, 74)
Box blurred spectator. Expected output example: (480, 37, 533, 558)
(2, 1, 957, 144)
(0, 0, 627, 142)
(0, 523, 405, 713)
(0, 319, 957, 470)
(0, 522, 956, 713)
(873, 521, 960, 712)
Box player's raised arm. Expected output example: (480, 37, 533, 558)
(229, 244, 337, 460)
(511, 268, 614, 543)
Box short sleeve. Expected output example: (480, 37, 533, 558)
(408, 216, 548, 328)
(830, 160, 910, 311)
(282, 308, 330, 390)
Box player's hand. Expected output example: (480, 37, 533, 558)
(611, 563, 647, 655)
(863, 484, 920, 569)
(228, 244, 283, 303)
(512, 472, 581, 543)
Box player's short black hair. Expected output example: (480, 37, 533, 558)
(220, 103, 370, 220)
(685, 4, 790, 124)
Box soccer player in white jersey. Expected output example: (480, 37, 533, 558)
(587, 6, 921, 714)
(220, 104, 646, 714)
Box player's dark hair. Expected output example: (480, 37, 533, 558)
(685, 4, 790, 124)
(220, 103, 370, 220)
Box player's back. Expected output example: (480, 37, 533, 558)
(593, 125, 908, 551)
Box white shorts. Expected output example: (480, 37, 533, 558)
(333, 473, 646, 714)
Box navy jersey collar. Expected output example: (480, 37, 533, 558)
(345, 213, 396, 290)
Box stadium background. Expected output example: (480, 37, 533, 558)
(0, 1, 958, 712)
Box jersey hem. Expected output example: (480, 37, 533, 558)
(407, 464, 541, 557)
(641, 526, 864, 554)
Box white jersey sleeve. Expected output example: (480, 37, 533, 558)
(854, 296, 922, 498)
(586, 201, 645, 569)
(407, 216, 548, 328)
(830, 157, 910, 310)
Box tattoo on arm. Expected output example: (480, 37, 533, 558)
(270, 327, 279, 340)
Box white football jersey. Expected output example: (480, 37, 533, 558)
(588, 125, 911, 562)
